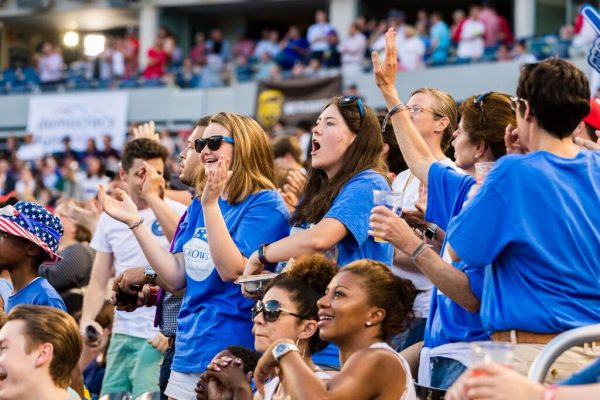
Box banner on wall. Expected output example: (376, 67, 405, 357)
(256, 75, 342, 128)
(26, 92, 129, 155)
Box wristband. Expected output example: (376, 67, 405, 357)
(410, 242, 432, 266)
(146, 285, 159, 307)
(381, 102, 409, 133)
(542, 385, 558, 400)
(128, 217, 144, 230)
(258, 244, 277, 269)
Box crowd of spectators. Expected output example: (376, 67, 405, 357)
(0, 5, 597, 400)
(0, 3, 580, 94)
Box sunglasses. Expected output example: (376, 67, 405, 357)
(251, 300, 306, 323)
(340, 95, 365, 124)
(474, 91, 492, 129)
(194, 135, 234, 153)
(509, 96, 527, 112)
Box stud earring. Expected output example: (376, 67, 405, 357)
(366, 321, 372, 327)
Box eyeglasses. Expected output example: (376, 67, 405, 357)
(194, 135, 235, 153)
(251, 300, 306, 323)
(509, 96, 527, 112)
(407, 105, 443, 118)
(340, 95, 365, 124)
(474, 91, 492, 129)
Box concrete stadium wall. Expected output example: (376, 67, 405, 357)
(0, 57, 589, 134)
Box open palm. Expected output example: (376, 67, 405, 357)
(98, 185, 140, 226)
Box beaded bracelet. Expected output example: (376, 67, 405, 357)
(381, 102, 409, 133)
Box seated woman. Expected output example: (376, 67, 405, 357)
(369, 27, 516, 389)
(253, 259, 418, 400)
(199, 254, 338, 399)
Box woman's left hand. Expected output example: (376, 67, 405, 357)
(369, 205, 421, 253)
(201, 156, 232, 206)
(254, 339, 294, 396)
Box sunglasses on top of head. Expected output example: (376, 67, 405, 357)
(251, 299, 307, 323)
(340, 95, 365, 124)
(194, 135, 235, 153)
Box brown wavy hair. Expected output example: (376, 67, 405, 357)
(290, 97, 385, 224)
(460, 92, 516, 160)
(195, 112, 277, 204)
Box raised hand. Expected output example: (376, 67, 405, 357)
(285, 169, 307, 197)
(574, 130, 600, 150)
(371, 28, 398, 96)
(97, 185, 141, 226)
(141, 161, 166, 199)
(201, 156, 232, 206)
(64, 198, 101, 233)
(132, 121, 160, 142)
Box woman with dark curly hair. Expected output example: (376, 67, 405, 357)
(254, 259, 418, 400)
(197, 254, 338, 400)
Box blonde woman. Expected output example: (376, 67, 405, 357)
(98, 112, 291, 399)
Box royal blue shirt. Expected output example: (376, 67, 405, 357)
(423, 162, 489, 348)
(6, 277, 66, 312)
(447, 150, 600, 333)
(171, 191, 290, 373)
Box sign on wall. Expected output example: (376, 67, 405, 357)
(256, 75, 342, 128)
(26, 92, 129, 155)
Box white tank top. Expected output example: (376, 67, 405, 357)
(369, 342, 417, 400)
(263, 369, 331, 400)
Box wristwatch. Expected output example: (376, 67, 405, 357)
(258, 244, 277, 269)
(272, 342, 299, 362)
(144, 265, 157, 285)
(424, 223, 438, 240)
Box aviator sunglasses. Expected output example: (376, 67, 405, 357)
(194, 135, 235, 153)
(251, 299, 307, 322)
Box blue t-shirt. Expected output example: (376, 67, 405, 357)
(430, 21, 451, 63)
(310, 169, 392, 367)
(171, 191, 291, 373)
(324, 169, 393, 267)
(423, 162, 488, 348)
(6, 277, 66, 312)
(447, 150, 600, 332)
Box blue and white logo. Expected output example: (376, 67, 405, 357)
(583, 5, 600, 73)
(151, 220, 164, 237)
(184, 227, 213, 281)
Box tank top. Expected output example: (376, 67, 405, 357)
(369, 342, 417, 400)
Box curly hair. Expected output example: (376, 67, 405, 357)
(341, 259, 417, 343)
(264, 254, 338, 354)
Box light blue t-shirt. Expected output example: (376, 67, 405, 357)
(7, 277, 66, 312)
(323, 169, 393, 267)
(310, 169, 393, 367)
(430, 21, 451, 63)
(447, 150, 600, 332)
(0, 279, 13, 311)
(171, 191, 290, 373)
(423, 162, 489, 348)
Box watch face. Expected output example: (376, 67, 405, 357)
(275, 343, 287, 353)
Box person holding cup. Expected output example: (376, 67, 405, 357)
(369, 28, 516, 389)
(243, 95, 393, 369)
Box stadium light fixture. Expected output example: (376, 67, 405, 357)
(84, 34, 106, 56)
(63, 31, 79, 47)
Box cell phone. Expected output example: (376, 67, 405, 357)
(236, 273, 279, 294)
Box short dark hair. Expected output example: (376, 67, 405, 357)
(8, 305, 82, 389)
(195, 115, 211, 128)
(517, 58, 590, 139)
(121, 138, 168, 172)
(378, 115, 407, 174)
(224, 346, 261, 374)
(272, 136, 303, 164)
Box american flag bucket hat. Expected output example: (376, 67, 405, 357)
(0, 201, 64, 263)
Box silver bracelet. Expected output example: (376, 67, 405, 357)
(381, 102, 409, 133)
(410, 242, 433, 266)
(128, 217, 144, 230)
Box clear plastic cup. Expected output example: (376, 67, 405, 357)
(372, 190, 404, 243)
(470, 341, 514, 373)
(474, 162, 495, 184)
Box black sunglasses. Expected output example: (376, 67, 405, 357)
(194, 135, 235, 153)
(340, 95, 365, 124)
(474, 91, 492, 129)
(251, 300, 306, 323)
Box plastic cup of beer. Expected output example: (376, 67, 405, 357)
(372, 190, 404, 243)
(474, 162, 495, 184)
(470, 341, 514, 375)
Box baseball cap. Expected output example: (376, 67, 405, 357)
(583, 97, 600, 130)
(0, 200, 64, 263)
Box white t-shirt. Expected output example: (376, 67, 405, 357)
(398, 37, 425, 71)
(307, 22, 333, 52)
(90, 198, 187, 339)
(391, 158, 460, 318)
(457, 19, 485, 59)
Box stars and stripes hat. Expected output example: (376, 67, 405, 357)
(0, 201, 63, 263)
